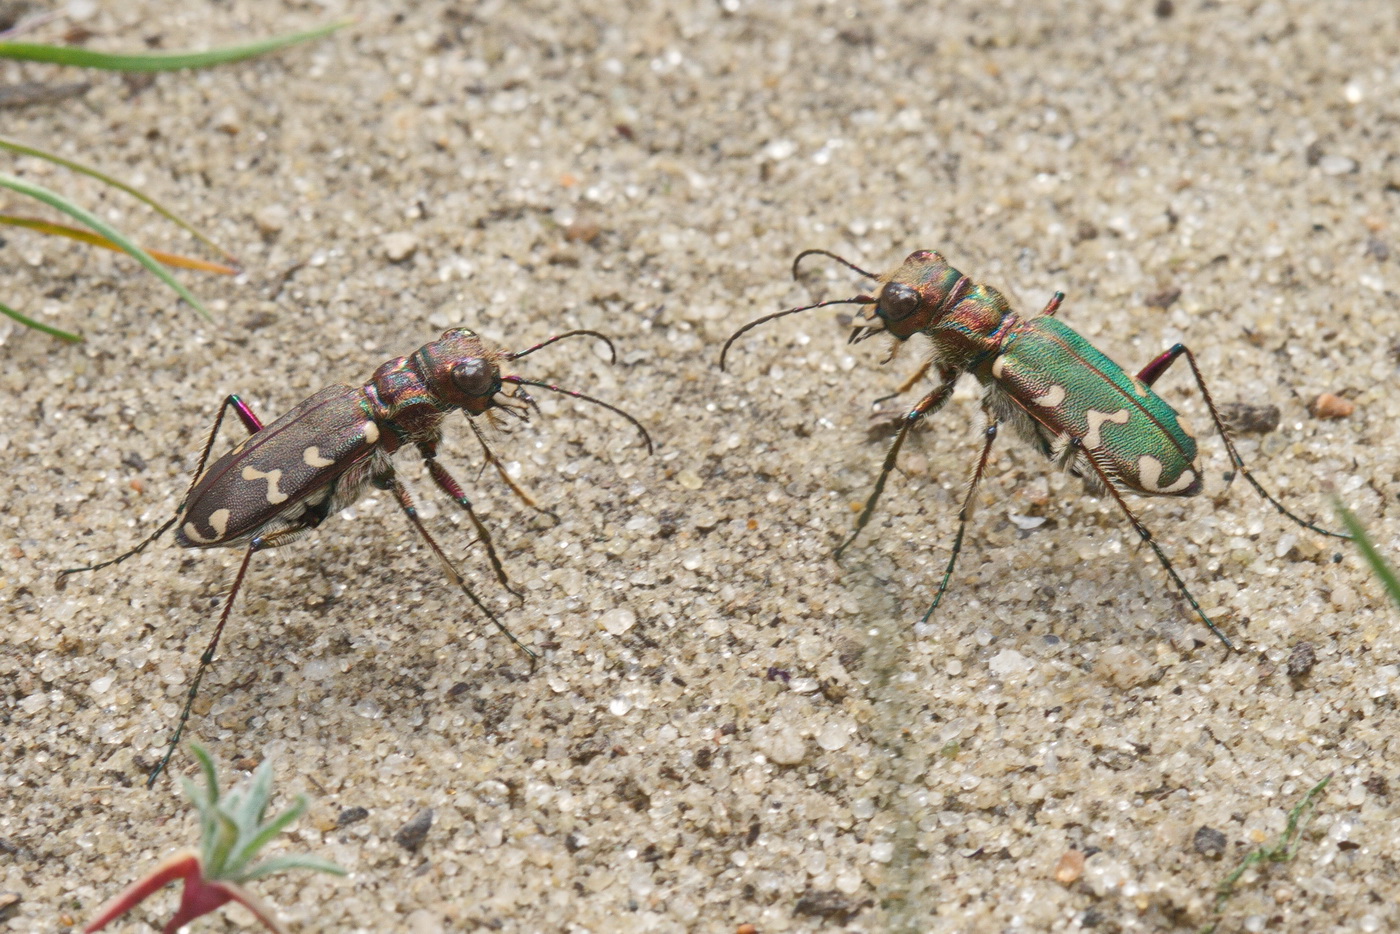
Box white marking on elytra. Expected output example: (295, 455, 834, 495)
(182, 508, 231, 544)
(303, 446, 335, 468)
(362, 421, 380, 444)
(1032, 384, 1067, 408)
(1083, 408, 1131, 449)
(991, 355, 1008, 379)
(1129, 376, 1150, 396)
(1138, 455, 1196, 493)
(242, 465, 289, 504)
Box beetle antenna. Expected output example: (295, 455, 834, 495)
(718, 296, 874, 371)
(501, 376, 653, 454)
(792, 249, 880, 281)
(509, 329, 618, 364)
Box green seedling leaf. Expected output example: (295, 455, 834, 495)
(0, 19, 351, 72)
(0, 171, 209, 318)
(0, 296, 81, 342)
(1334, 497, 1400, 609)
(85, 745, 344, 934)
(239, 854, 345, 883)
(0, 135, 236, 263)
(0, 215, 238, 273)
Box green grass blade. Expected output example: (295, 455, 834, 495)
(0, 135, 237, 263)
(0, 172, 209, 318)
(0, 19, 351, 72)
(0, 297, 82, 342)
(1334, 498, 1400, 609)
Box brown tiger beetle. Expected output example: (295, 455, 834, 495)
(61, 327, 652, 785)
(721, 249, 1351, 651)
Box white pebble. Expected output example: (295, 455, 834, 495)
(817, 721, 849, 751)
(755, 723, 807, 765)
(600, 608, 636, 635)
(1319, 155, 1357, 175)
(1098, 645, 1153, 688)
(382, 231, 419, 262)
(253, 204, 288, 235)
(989, 649, 1033, 678)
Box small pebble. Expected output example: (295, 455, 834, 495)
(382, 231, 419, 263)
(253, 204, 288, 236)
(1310, 393, 1354, 419)
(816, 721, 849, 751)
(394, 808, 434, 852)
(793, 891, 861, 922)
(1287, 641, 1317, 679)
(600, 607, 637, 635)
(564, 217, 602, 243)
(1097, 645, 1154, 689)
(1144, 286, 1181, 309)
(1193, 825, 1227, 858)
(336, 806, 369, 828)
(989, 649, 1033, 678)
(1319, 154, 1358, 175)
(1054, 849, 1085, 884)
(755, 723, 807, 765)
(213, 106, 240, 134)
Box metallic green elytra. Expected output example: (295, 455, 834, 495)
(721, 248, 1351, 650)
(989, 316, 1202, 498)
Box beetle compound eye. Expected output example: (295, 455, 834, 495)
(452, 358, 498, 397)
(878, 282, 920, 322)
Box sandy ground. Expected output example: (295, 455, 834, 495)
(3, 1, 1399, 931)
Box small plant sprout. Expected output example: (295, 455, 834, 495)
(1207, 773, 1332, 927)
(84, 745, 344, 934)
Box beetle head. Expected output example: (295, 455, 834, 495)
(415, 329, 521, 415)
(849, 250, 965, 344)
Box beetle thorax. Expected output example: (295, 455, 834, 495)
(929, 282, 1017, 372)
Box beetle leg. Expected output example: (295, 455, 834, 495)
(836, 370, 961, 559)
(1136, 344, 1348, 541)
(1038, 290, 1066, 318)
(1068, 437, 1237, 651)
(146, 503, 329, 787)
(416, 442, 524, 600)
(148, 538, 260, 786)
(868, 361, 957, 414)
(374, 468, 537, 664)
(920, 420, 1000, 624)
(870, 358, 936, 411)
(59, 395, 265, 581)
(465, 416, 560, 522)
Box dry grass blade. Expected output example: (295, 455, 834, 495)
(0, 214, 239, 274)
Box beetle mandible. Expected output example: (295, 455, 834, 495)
(721, 249, 1349, 649)
(61, 327, 652, 784)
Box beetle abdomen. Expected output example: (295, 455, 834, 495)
(988, 317, 1203, 497)
(177, 386, 380, 547)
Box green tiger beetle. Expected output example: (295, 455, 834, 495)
(721, 249, 1350, 650)
(60, 327, 652, 785)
